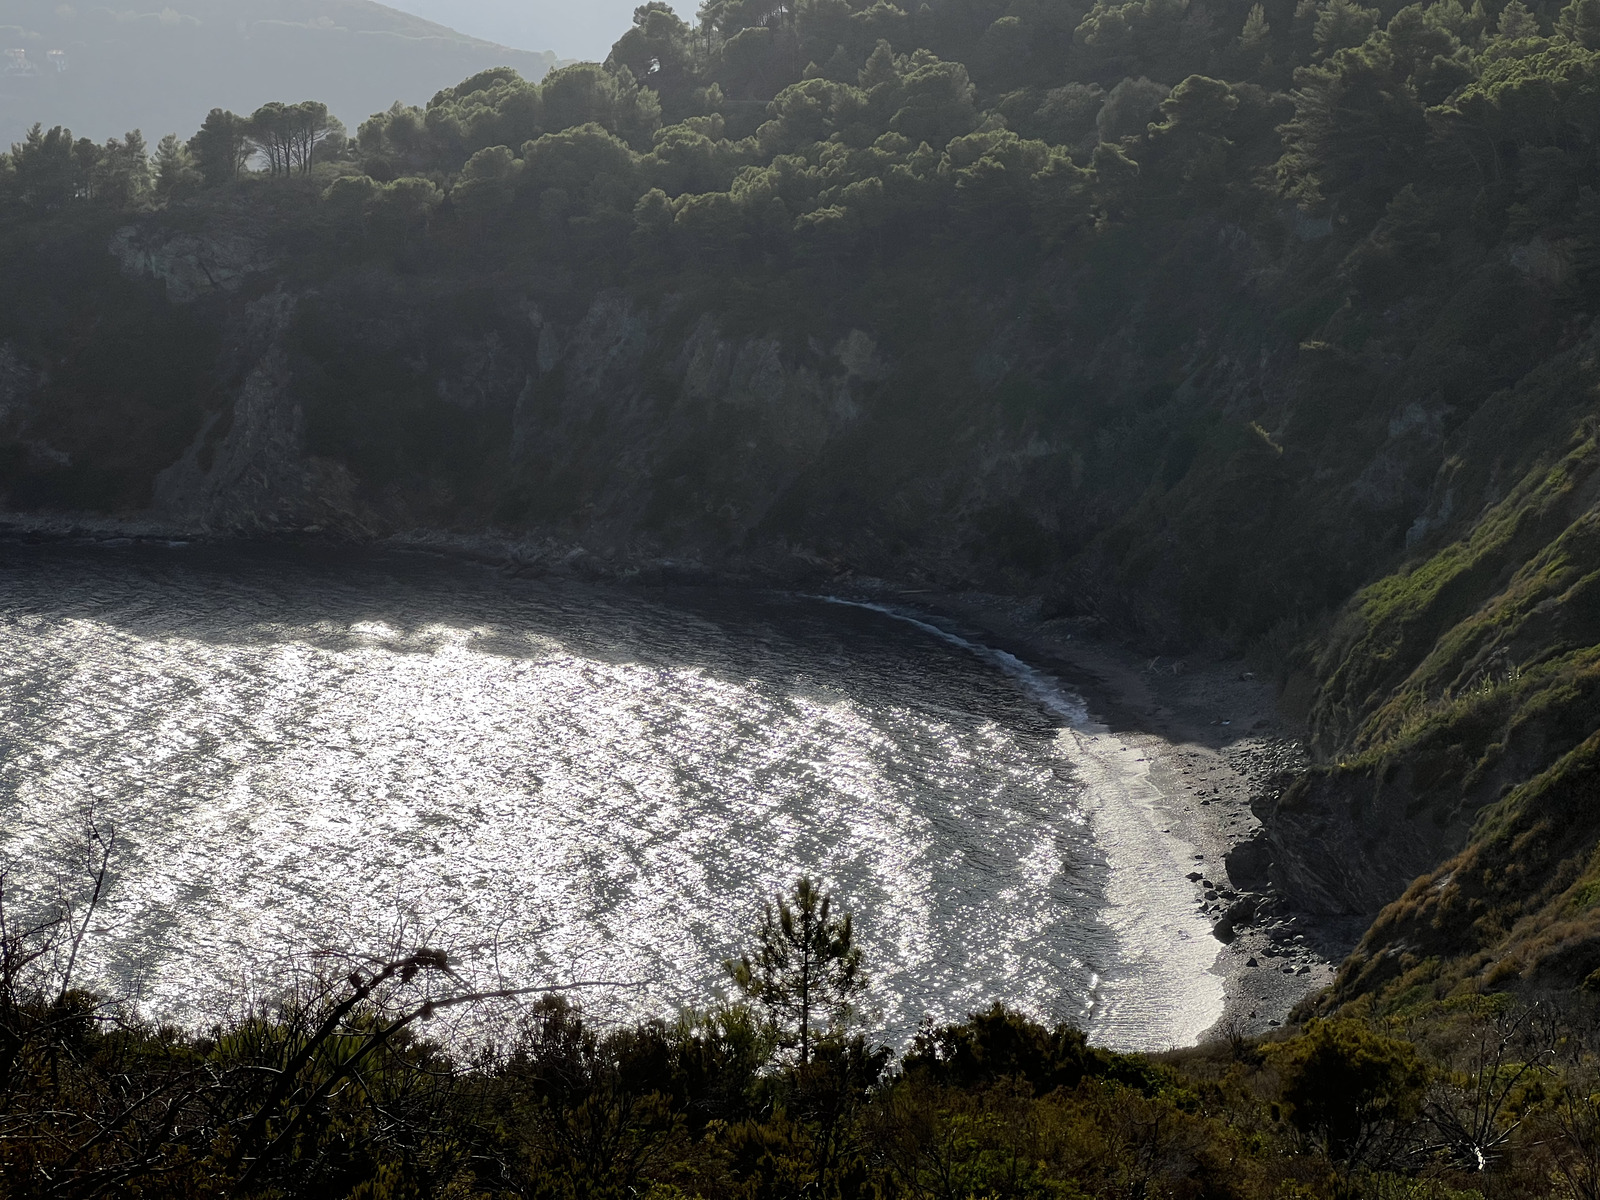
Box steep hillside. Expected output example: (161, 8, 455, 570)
(5, 0, 1600, 1011)
(0, 0, 557, 146)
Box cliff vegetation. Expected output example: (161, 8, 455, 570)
(7, 871, 1600, 1200)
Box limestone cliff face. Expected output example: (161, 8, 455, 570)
(62, 212, 1453, 625)
(37, 212, 1489, 639)
(0, 340, 70, 473)
(48, 215, 1281, 607)
(510, 295, 888, 556)
(151, 291, 368, 534)
(109, 222, 280, 306)
(105, 227, 898, 554)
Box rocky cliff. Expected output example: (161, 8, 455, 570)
(3, 193, 1598, 1008)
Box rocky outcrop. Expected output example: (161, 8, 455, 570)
(110, 223, 279, 304)
(0, 341, 72, 472)
(511, 293, 888, 551)
(132, 280, 897, 546)
(1255, 767, 1473, 916)
(152, 291, 362, 533)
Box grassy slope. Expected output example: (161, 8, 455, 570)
(1311, 399, 1600, 1008)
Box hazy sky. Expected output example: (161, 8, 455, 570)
(383, 1, 691, 62)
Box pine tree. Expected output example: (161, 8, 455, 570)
(1314, 0, 1380, 56)
(11, 124, 76, 210)
(696, 0, 729, 53)
(188, 109, 249, 186)
(94, 130, 150, 209)
(1240, 3, 1272, 54)
(726, 877, 865, 1066)
(153, 134, 199, 202)
(1557, 0, 1600, 45)
(1497, 0, 1540, 38)
(860, 39, 901, 89)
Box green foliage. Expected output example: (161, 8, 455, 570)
(6, 123, 81, 211)
(1095, 75, 1172, 141)
(1271, 1019, 1429, 1167)
(153, 133, 201, 203)
(1277, 43, 1429, 218)
(90, 130, 153, 209)
(189, 108, 251, 186)
(1314, 0, 1381, 58)
(1558, 0, 1600, 47)
(245, 100, 346, 177)
(901, 1002, 1165, 1096)
(1241, 3, 1273, 57)
(0, 124, 150, 212)
(12, 846, 1582, 1200)
(886, 53, 980, 145)
(726, 877, 865, 1065)
(1077, 0, 1203, 82)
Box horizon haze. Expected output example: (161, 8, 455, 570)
(0, 0, 561, 146)
(382, 0, 688, 61)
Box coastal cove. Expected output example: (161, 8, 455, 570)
(0, 531, 1336, 1049)
(16, 0, 1600, 1182)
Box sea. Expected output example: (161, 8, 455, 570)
(0, 540, 1223, 1049)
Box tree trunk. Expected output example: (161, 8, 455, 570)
(800, 907, 812, 1065)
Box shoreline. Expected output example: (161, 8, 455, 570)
(0, 515, 1358, 1042)
(916, 592, 1366, 1042)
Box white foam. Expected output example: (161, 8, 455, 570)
(1065, 730, 1225, 1050)
(818, 597, 1224, 1050)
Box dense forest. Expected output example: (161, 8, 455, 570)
(7, 0, 1600, 1192)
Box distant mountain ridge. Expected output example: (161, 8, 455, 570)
(0, 0, 558, 147)
(381, 0, 660, 64)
